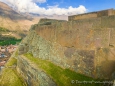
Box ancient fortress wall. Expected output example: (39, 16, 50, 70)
(18, 10, 115, 79)
(68, 12, 97, 21)
(68, 9, 115, 21)
(34, 16, 115, 49)
(17, 55, 56, 86)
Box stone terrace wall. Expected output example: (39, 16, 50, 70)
(19, 15, 115, 79)
(69, 9, 115, 21)
(17, 55, 56, 86)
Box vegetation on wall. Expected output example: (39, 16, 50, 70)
(24, 53, 104, 86)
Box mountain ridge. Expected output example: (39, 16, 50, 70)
(0, 1, 40, 39)
(0, 1, 33, 20)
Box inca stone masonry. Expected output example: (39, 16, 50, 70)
(18, 9, 115, 84)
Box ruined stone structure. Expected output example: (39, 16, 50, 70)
(17, 9, 115, 83)
(17, 55, 56, 86)
(69, 9, 115, 21)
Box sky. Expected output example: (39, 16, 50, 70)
(0, 0, 115, 16)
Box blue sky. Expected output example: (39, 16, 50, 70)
(0, 0, 115, 16)
(39, 0, 115, 12)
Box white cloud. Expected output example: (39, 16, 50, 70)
(0, 0, 87, 16)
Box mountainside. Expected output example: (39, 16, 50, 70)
(0, 2, 28, 20)
(0, 1, 40, 39)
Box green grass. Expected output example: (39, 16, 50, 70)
(0, 68, 26, 86)
(5, 57, 17, 67)
(24, 53, 104, 86)
(0, 27, 10, 32)
(0, 57, 26, 86)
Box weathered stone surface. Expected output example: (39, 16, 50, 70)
(18, 12, 115, 79)
(18, 44, 29, 55)
(17, 55, 56, 86)
(68, 9, 115, 21)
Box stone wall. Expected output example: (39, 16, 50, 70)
(18, 15, 115, 79)
(69, 9, 115, 21)
(34, 16, 115, 49)
(17, 55, 56, 86)
(68, 12, 97, 21)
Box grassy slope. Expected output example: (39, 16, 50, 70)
(0, 57, 26, 86)
(24, 53, 103, 86)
